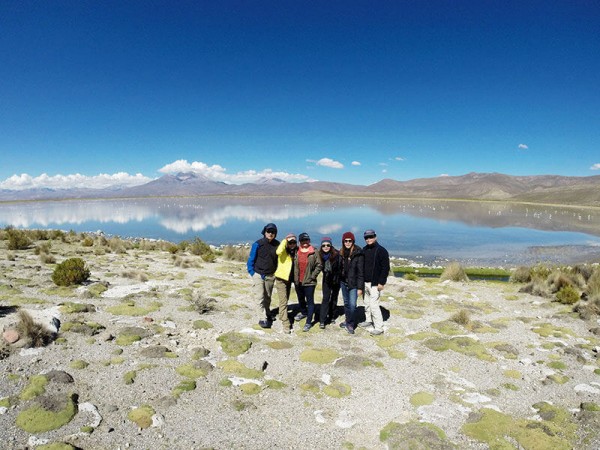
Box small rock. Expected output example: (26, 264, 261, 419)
(151, 413, 165, 428)
(3, 329, 20, 344)
(0, 407, 8, 415)
(143, 317, 154, 323)
(45, 370, 74, 384)
(162, 320, 176, 329)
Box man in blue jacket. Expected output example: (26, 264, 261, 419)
(359, 229, 390, 335)
(247, 223, 280, 328)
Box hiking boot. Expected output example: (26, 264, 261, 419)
(345, 324, 355, 334)
(339, 322, 347, 328)
(258, 319, 272, 329)
(358, 321, 373, 328)
(303, 323, 312, 332)
(369, 329, 384, 336)
(294, 312, 307, 321)
(319, 323, 326, 330)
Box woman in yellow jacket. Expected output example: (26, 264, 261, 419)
(274, 233, 297, 333)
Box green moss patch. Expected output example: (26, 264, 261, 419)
(490, 342, 519, 359)
(20, 374, 48, 400)
(410, 391, 435, 407)
(334, 355, 383, 370)
(43, 286, 78, 298)
(86, 283, 108, 297)
(387, 349, 407, 359)
(69, 360, 89, 370)
(240, 383, 261, 395)
(192, 319, 213, 330)
(380, 421, 454, 449)
(503, 369, 522, 379)
(16, 393, 78, 433)
(38, 443, 77, 450)
(217, 360, 263, 379)
(62, 320, 105, 335)
(8, 296, 48, 306)
(127, 404, 155, 429)
(59, 301, 95, 314)
(432, 320, 465, 336)
(300, 348, 340, 364)
(264, 379, 287, 389)
(106, 300, 161, 316)
(462, 405, 576, 450)
(176, 362, 212, 379)
(532, 323, 574, 338)
(217, 331, 253, 356)
(123, 370, 137, 385)
(423, 336, 495, 361)
(323, 381, 351, 398)
(266, 340, 294, 350)
(548, 361, 567, 370)
(172, 379, 196, 398)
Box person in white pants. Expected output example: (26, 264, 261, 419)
(358, 229, 390, 335)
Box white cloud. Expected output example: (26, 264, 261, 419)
(382, 169, 388, 174)
(159, 159, 311, 183)
(394, 156, 405, 161)
(308, 158, 344, 169)
(0, 172, 152, 191)
(317, 223, 342, 235)
(379, 163, 388, 167)
(351, 161, 361, 166)
(591, 163, 600, 171)
(518, 144, 528, 150)
(439, 174, 450, 177)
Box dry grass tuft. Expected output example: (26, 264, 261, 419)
(192, 291, 216, 314)
(450, 309, 471, 326)
(16, 310, 55, 348)
(440, 262, 469, 282)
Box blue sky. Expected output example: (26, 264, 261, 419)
(1, 1, 599, 190)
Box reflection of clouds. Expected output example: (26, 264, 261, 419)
(0, 200, 314, 233)
(0, 201, 153, 227)
(317, 223, 342, 234)
(159, 205, 311, 234)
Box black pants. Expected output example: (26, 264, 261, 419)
(320, 281, 340, 324)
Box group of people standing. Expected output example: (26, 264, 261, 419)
(247, 223, 390, 335)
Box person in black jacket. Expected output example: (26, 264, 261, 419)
(247, 223, 280, 328)
(318, 236, 341, 329)
(359, 229, 390, 335)
(338, 231, 364, 335)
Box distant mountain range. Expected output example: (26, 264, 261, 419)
(2, 172, 600, 207)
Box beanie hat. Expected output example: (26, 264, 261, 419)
(342, 231, 355, 243)
(262, 223, 277, 236)
(321, 236, 332, 246)
(298, 232, 310, 242)
(285, 233, 296, 241)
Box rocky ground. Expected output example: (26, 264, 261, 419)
(1, 237, 600, 449)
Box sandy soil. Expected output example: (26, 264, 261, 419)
(1, 237, 600, 449)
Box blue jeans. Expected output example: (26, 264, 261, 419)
(295, 283, 316, 324)
(340, 281, 358, 326)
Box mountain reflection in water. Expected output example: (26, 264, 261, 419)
(1, 198, 599, 266)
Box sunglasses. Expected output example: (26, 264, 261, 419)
(343, 239, 353, 243)
(288, 240, 297, 244)
(364, 235, 376, 240)
(266, 229, 276, 234)
(321, 244, 331, 248)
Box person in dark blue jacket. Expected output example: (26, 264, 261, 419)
(359, 229, 390, 335)
(247, 223, 280, 328)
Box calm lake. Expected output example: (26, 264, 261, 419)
(1, 197, 600, 266)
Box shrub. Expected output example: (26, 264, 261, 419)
(52, 258, 90, 286)
(7, 229, 32, 250)
(587, 267, 600, 298)
(34, 241, 52, 255)
(440, 262, 469, 282)
(81, 236, 94, 247)
(555, 285, 580, 305)
(221, 245, 250, 262)
(189, 237, 216, 262)
(404, 273, 419, 281)
(510, 266, 531, 283)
